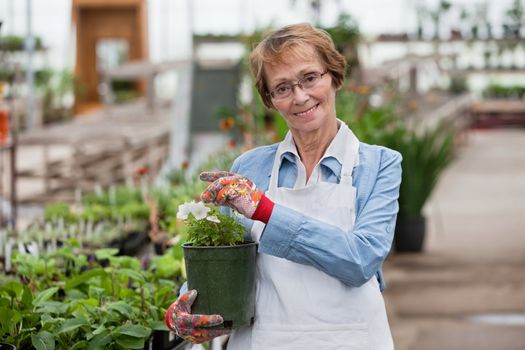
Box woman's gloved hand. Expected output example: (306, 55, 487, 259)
(165, 290, 231, 343)
(200, 171, 274, 223)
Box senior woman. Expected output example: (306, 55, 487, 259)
(166, 23, 402, 349)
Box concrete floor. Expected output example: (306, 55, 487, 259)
(384, 128, 525, 350)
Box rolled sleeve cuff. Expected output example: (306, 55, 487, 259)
(251, 195, 274, 224)
(258, 203, 302, 258)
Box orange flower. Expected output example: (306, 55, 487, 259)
(135, 166, 149, 176)
(228, 139, 237, 148)
(219, 117, 235, 131)
(358, 85, 370, 95)
(408, 100, 418, 111)
(181, 160, 190, 169)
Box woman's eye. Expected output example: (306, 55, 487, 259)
(304, 74, 317, 83)
(276, 86, 290, 94)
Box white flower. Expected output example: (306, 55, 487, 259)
(206, 215, 221, 223)
(190, 201, 211, 220)
(177, 202, 192, 220)
(177, 201, 212, 221)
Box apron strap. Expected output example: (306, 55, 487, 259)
(339, 123, 359, 185)
(268, 131, 292, 194)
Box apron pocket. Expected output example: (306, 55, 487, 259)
(252, 323, 370, 350)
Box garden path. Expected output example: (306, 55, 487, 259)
(385, 128, 525, 350)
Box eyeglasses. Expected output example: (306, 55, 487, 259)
(266, 71, 328, 100)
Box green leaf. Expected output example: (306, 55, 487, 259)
(66, 289, 88, 300)
(22, 285, 34, 308)
(109, 255, 141, 270)
(33, 287, 59, 307)
(35, 301, 69, 315)
(0, 307, 18, 333)
(114, 334, 148, 349)
(3, 281, 23, 299)
(65, 268, 106, 290)
(117, 269, 145, 284)
(107, 301, 133, 317)
(77, 298, 100, 317)
(32, 331, 55, 350)
(57, 317, 89, 334)
(0, 297, 9, 308)
(88, 286, 105, 300)
(151, 255, 181, 278)
(40, 313, 58, 324)
(88, 330, 112, 350)
(114, 324, 151, 338)
(91, 323, 107, 336)
(150, 320, 169, 331)
(94, 248, 119, 260)
(70, 341, 89, 350)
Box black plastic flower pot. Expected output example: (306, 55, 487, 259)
(183, 241, 257, 329)
(0, 343, 16, 350)
(394, 215, 426, 253)
(148, 330, 185, 350)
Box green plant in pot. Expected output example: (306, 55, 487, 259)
(385, 123, 456, 252)
(336, 88, 457, 252)
(178, 201, 256, 329)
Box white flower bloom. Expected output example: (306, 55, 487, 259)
(206, 215, 221, 223)
(177, 202, 192, 220)
(190, 201, 211, 220)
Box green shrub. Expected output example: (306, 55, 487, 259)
(483, 84, 525, 99)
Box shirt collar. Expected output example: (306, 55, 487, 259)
(279, 130, 300, 164)
(278, 119, 349, 176)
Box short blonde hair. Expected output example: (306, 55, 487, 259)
(249, 23, 347, 109)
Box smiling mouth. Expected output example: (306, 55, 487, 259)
(294, 103, 319, 117)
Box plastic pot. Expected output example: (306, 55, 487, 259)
(0, 343, 16, 350)
(394, 215, 426, 253)
(183, 241, 257, 329)
(149, 330, 185, 350)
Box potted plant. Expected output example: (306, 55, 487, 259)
(337, 90, 456, 253)
(178, 201, 256, 329)
(385, 123, 456, 252)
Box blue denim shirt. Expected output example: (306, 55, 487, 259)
(229, 141, 402, 291)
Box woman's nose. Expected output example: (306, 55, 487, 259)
(292, 85, 310, 104)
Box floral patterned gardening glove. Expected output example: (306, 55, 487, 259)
(200, 171, 274, 223)
(165, 290, 231, 343)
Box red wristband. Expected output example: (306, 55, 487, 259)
(251, 195, 274, 224)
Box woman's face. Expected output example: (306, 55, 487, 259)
(264, 47, 337, 135)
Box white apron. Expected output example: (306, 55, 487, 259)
(228, 124, 393, 350)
